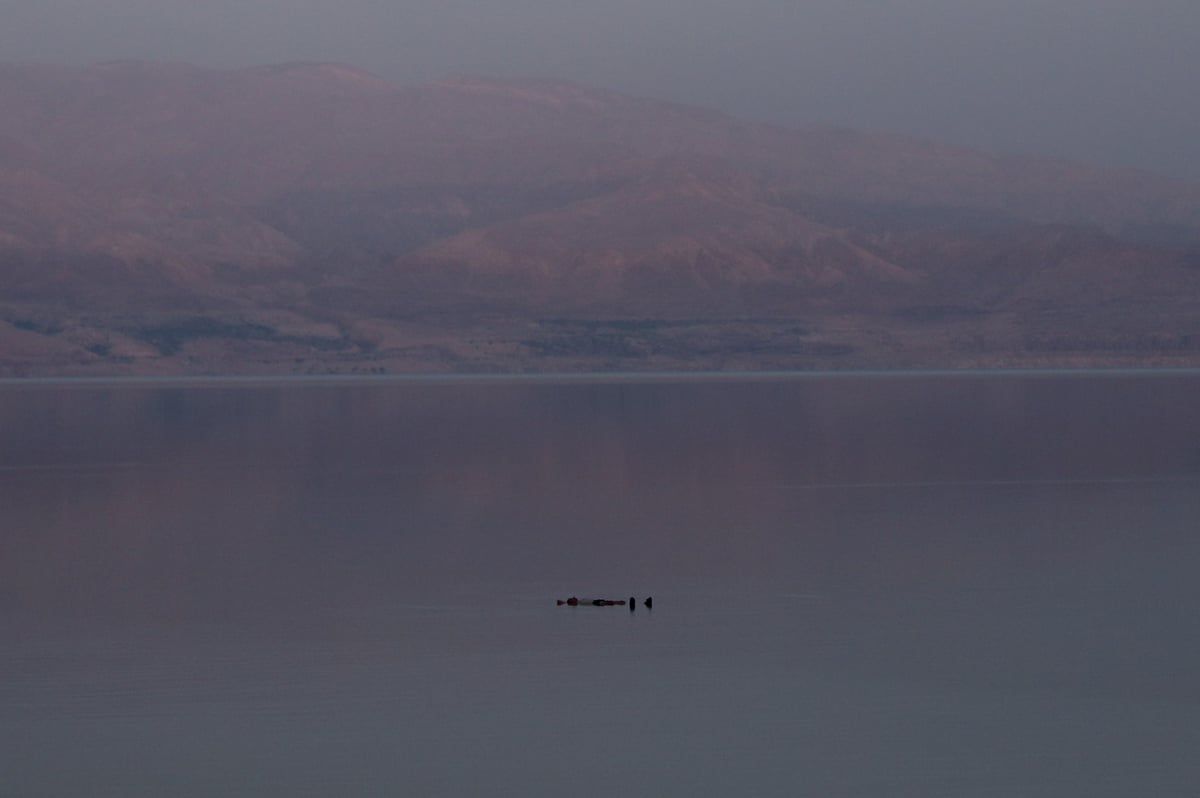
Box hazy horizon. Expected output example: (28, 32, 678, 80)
(3, 0, 1199, 178)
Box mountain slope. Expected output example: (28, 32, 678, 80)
(1, 61, 1199, 375)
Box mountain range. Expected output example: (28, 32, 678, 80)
(2, 60, 1199, 375)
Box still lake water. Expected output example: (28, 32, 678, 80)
(2, 372, 1199, 797)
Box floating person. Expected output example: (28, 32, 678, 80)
(556, 596, 629, 606)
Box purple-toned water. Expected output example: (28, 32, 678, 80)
(3, 373, 1199, 796)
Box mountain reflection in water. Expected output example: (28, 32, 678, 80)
(2, 373, 1199, 797)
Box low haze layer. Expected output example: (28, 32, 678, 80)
(4, 1, 1200, 177)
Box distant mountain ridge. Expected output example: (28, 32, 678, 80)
(1, 60, 1199, 375)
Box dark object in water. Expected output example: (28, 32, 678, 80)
(556, 596, 629, 607)
(644, 596, 653, 609)
(629, 596, 636, 611)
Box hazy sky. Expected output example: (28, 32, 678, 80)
(3, 0, 1198, 177)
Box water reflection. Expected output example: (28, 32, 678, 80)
(3, 374, 1199, 619)
(2, 374, 1199, 796)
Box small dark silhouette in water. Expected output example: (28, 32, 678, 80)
(554, 595, 652, 607)
(555, 595, 654, 608)
(556, 596, 626, 606)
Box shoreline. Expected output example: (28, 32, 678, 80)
(4, 365, 1200, 390)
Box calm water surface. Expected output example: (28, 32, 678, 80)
(2, 373, 1199, 796)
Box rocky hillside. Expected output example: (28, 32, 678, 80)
(2, 61, 1199, 375)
